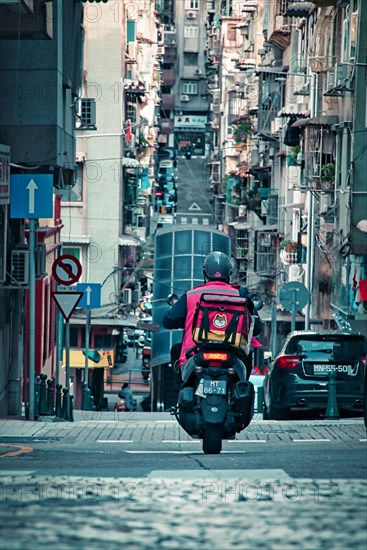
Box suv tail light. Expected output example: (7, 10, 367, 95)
(277, 355, 300, 369)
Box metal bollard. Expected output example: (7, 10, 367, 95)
(62, 388, 70, 421)
(257, 386, 264, 414)
(47, 379, 55, 415)
(55, 383, 63, 417)
(325, 370, 339, 420)
(69, 395, 74, 422)
(38, 373, 48, 416)
(81, 382, 89, 410)
(34, 375, 41, 420)
(90, 395, 96, 411)
(85, 388, 91, 410)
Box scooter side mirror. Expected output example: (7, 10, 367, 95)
(167, 293, 179, 306)
(253, 299, 264, 311)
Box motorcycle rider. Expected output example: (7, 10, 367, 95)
(163, 251, 262, 379)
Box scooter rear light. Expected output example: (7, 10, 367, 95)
(277, 355, 301, 369)
(202, 352, 229, 362)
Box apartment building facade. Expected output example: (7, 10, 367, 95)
(206, 0, 367, 338)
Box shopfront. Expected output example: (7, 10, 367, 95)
(174, 115, 207, 155)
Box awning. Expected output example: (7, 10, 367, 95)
(122, 157, 142, 168)
(119, 235, 140, 246)
(291, 118, 310, 128)
(306, 115, 339, 127)
(228, 222, 251, 230)
(285, 2, 314, 17)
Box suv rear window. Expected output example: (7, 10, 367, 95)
(285, 335, 367, 362)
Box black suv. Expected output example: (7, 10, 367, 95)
(263, 330, 367, 420)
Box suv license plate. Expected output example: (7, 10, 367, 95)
(195, 379, 226, 397)
(313, 364, 357, 375)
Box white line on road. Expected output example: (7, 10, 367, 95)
(156, 420, 176, 423)
(292, 439, 331, 442)
(162, 440, 200, 443)
(359, 439, 367, 442)
(97, 440, 133, 443)
(227, 440, 267, 443)
(125, 450, 248, 454)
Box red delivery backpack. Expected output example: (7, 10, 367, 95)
(192, 293, 253, 349)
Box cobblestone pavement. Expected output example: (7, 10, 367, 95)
(1, 414, 366, 549)
(0, 474, 366, 550)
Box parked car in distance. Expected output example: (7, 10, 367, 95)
(163, 195, 176, 214)
(263, 330, 367, 420)
(157, 147, 177, 166)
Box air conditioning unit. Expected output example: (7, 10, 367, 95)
(122, 288, 132, 304)
(180, 94, 189, 102)
(11, 249, 30, 285)
(319, 194, 332, 214)
(128, 42, 137, 59)
(157, 46, 164, 56)
(195, 69, 202, 75)
(187, 11, 197, 19)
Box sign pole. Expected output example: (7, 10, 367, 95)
(84, 308, 91, 385)
(28, 218, 36, 421)
(291, 290, 297, 332)
(65, 319, 70, 391)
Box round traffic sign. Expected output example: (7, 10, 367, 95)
(52, 255, 82, 286)
(278, 282, 309, 311)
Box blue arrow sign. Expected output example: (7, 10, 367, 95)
(76, 283, 101, 309)
(10, 174, 53, 218)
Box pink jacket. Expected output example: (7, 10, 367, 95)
(178, 281, 241, 367)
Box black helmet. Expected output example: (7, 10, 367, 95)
(203, 252, 232, 281)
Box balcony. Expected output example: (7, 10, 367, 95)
(161, 94, 175, 111)
(254, 228, 279, 275)
(162, 69, 175, 87)
(163, 46, 177, 64)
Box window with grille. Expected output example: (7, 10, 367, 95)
(80, 98, 96, 128)
(182, 81, 198, 95)
(184, 26, 199, 38)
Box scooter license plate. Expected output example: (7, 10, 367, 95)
(196, 379, 227, 397)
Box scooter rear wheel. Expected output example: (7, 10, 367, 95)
(202, 423, 222, 454)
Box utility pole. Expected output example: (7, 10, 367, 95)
(305, 73, 318, 329)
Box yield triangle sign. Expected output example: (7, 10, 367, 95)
(52, 292, 83, 321)
(188, 202, 201, 211)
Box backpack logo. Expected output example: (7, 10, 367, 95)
(213, 313, 227, 329)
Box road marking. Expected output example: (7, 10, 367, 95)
(359, 439, 367, 442)
(156, 420, 176, 424)
(147, 469, 292, 480)
(227, 440, 267, 443)
(97, 440, 133, 443)
(125, 450, 248, 454)
(292, 439, 331, 442)
(0, 444, 34, 458)
(161, 440, 200, 443)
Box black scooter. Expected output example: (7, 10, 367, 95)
(167, 294, 256, 454)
